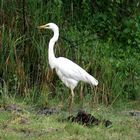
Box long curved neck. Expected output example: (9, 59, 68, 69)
(48, 29, 59, 69)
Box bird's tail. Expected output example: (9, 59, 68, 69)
(85, 74, 98, 86)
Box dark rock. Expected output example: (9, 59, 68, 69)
(67, 110, 112, 127)
(5, 104, 17, 111)
(103, 120, 112, 127)
(129, 111, 140, 116)
(37, 107, 59, 115)
(19, 117, 29, 124)
(4, 104, 22, 112)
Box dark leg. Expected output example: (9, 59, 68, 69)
(80, 84, 84, 108)
(69, 89, 74, 115)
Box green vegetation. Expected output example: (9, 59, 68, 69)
(0, 0, 140, 139)
(0, 100, 140, 140)
(0, 0, 140, 104)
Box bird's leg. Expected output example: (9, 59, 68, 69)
(69, 89, 74, 115)
(80, 83, 84, 108)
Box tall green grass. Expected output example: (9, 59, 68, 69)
(0, 0, 139, 107)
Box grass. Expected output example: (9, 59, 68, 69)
(0, 98, 140, 140)
(0, 1, 140, 139)
(1, 0, 140, 103)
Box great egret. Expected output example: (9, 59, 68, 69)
(38, 23, 98, 113)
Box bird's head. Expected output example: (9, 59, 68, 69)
(38, 23, 59, 32)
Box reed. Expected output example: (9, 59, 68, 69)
(0, 0, 139, 107)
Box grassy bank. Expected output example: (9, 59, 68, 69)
(0, 99, 140, 140)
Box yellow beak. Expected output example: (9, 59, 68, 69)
(38, 24, 46, 29)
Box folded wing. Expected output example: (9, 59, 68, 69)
(56, 57, 98, 86)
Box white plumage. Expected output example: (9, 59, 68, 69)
(38, 23, 98, 113)
(56, 57, 98, 89)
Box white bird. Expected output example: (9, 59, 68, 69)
(38, 23, 98, 113)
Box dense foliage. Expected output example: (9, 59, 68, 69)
(0, 0, 140, 106)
